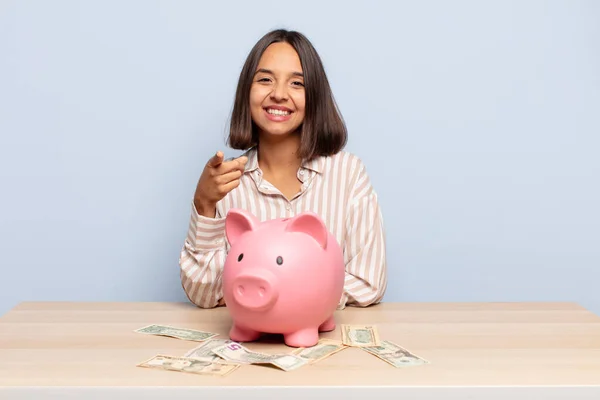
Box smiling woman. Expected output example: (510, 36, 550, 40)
(250, 44, 306, 137)
(179, 29, 388, 311)
(228, 30, 346, 161)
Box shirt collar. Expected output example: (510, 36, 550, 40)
(243, 147, 260, 173)
(301, 155, 324, 174)
(242, 146, 325, 174)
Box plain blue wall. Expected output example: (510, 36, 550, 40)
(1, 1, 599, 317)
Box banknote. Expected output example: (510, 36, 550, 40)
(340, 324, 381, 347)
(211, 341, 307, 371)
(362, 340, 429, 368)
(183, 338, 236, 362)
(291, 339, 348, 364)
(134, 324, 218, 342)
(137, 354, 239, 376)
(269, 354, 309, 372)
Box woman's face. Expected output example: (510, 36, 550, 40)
(249, 42, 306, 140)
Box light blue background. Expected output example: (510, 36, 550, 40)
(1, 0, 599, 317)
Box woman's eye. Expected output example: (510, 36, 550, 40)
(292, 81, 304, 87)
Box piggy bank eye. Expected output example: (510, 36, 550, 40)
(276, 256, 283, 265)
(237, 253, 244, 262)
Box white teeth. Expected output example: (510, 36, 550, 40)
(267, 109, 290, 116)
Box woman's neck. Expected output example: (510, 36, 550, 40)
(256, 132, 302, 176)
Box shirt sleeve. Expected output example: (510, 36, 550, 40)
(178, 201, 228, 308)
(339, 160, 388, 309)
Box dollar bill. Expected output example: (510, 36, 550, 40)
(137, 354, 239, 376)
(211, 341, 307, 371)
(134, 324, 218, 342)
(340, 324, 381, 347)
(362, 340, 429, 368)
(183, 338, 236, 362)
(291, 339, 348, 364)
(269, 354, 309, 372)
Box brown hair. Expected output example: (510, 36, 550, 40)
(227, 29, 347, 161)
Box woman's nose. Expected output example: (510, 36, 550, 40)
(270, 82, 288, 101)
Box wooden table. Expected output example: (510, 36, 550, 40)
(1, 302, 600, 399)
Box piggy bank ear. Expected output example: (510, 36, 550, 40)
(285, 212, 328, 249)
(225, 208, 259, 246)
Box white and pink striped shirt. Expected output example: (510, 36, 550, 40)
(179, 147, 387, 309)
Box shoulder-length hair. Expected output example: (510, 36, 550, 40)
(227, 29, 347, 161)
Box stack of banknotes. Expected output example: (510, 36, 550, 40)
(134, 323, 429, 377)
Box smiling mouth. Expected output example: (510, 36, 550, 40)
(265, 108, 292, 116)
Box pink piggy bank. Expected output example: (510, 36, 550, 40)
(222, 208, 345, 348)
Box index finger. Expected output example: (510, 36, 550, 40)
(207, 151, 224, 167)
(221, 156, 248, 172)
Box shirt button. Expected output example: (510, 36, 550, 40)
(299, 170, 304, 175)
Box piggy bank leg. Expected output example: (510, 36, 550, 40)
(284, 328, 319, 348)
(318, 314, 336, 332)
(229, 324, 261, 342)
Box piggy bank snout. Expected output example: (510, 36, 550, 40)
(232, 271, 279, 311)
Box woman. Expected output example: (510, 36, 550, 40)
(179, 29, 387, 309)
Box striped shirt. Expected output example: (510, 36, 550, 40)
(179, 146, 387, 309)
